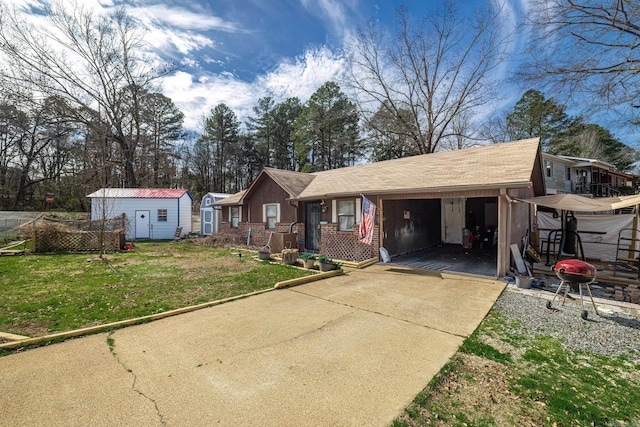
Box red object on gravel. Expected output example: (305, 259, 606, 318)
(553, 259, 597, 284)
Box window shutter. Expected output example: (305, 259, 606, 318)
(276, 203, 281, 223)
(332, 200, 337, 223)
(262, 204, 267, 222)
(229, 206, 232, 222)
(355, 198, 361, 224)
(239, 206, 242, 222)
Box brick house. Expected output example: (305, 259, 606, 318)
(215, 138, 546, 276)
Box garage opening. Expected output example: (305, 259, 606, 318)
(383, 197, 499, 277)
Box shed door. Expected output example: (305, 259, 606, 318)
(305, 202, 321, 252)
(135, 210, 150, 239)
(202, 209, 213, 235)
(442, 198, 464, 245)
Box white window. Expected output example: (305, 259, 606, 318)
(545, 161, 553, 177)
(338, 200, 355, 231)
(230, 207, 240, 228)
(263, 204, 280, 229)
(157, 209, 167, 222)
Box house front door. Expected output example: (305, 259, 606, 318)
(305, 202, 321, 252)
(442, 198, 464, 245)
(135, 210, 150, 239)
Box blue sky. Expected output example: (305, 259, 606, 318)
(6, 0, 589, 142)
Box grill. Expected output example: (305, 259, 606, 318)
(546, 259, 600, 319)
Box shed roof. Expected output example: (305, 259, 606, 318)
(87, 188, 191, 199)
(296, 138, 542, 200)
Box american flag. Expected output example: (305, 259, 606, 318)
(358, 196, 376, 245)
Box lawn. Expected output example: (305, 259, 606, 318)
(392, 297, 640, 427)
(0, 241, 312, 337)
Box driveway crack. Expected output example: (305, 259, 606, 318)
(288, 288, 467, 339)
(106, 332, 166, 426)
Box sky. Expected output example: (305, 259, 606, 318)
(3, 0, 589, 142)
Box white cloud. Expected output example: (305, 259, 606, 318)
(299, 0, 358, 39)
(162, 71, 261, 132)
(144, 25, 216, 55)
(260, 47, 346, 100)
(163, 47, 347, 132)
(129, 4, 243, 33)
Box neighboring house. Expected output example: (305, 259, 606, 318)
(542, 153, 634, 196)
(199, 192, 231, 235)
(215, 138, 546, 277)
(87, 188, 192, 240)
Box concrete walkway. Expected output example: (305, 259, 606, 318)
(1, 265, 505, 426)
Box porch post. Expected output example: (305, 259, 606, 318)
(378, 197, 384, 258)
(497, 188, 509, 277)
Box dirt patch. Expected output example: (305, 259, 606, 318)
(396, 353, 548, 426)
(6, 321, 48, 338)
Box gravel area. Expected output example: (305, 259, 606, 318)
(493, 287, 640, 357)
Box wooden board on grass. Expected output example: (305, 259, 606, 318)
(510, 243, 528, 275)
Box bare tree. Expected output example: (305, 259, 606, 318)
(346, 2, 509, 154)
(523, 0, 640, 124)
(478, 115, 510, 144)
(0, 1, 174, 187)
(439, 112, 472, 151)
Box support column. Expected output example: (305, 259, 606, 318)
(497, 188, 510, 277)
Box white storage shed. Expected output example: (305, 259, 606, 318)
(200, 192, 231, 235)
(87, 188, 193, 240)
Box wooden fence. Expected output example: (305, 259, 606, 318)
(33, 229, 125, 253)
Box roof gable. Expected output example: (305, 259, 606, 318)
(241, 168, 316, 202)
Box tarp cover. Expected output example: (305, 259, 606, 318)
(537, 212, 635, 262)
(519, 194, 640, 212)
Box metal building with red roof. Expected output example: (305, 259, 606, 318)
(87, 188, 193, 240)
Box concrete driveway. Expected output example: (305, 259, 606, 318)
(0, 265, 505, 426)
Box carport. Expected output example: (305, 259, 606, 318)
(380, 195, 501, 277)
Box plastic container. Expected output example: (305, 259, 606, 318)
(516, 276, 533, 289)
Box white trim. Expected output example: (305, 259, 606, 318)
(263, 203, 280, 228)
(332, 200, 337, 223)
(230, 206, 241, 228)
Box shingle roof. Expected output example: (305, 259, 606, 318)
(261, 168, 316, 198)
(213, 190, 246, 206)
(87, 188, 190, 199)
(214, 138, 542, 205)
(296, 138, 541, 200)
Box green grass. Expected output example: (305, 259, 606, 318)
(0, 241, 312, 337)
(514, 337, 640, 425)
(392, 304, 640, 427)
